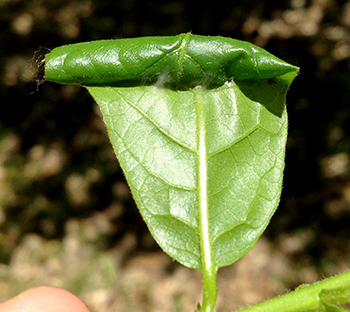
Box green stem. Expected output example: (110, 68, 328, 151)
(194, 88, 218, 312)
(236, 270, 350, 312)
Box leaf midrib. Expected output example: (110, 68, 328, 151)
(193, 87, 215, 271)
(193, 87, 218, 308)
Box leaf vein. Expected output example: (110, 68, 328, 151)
(109, 126, 195, 190)
(112, 88, 196, 153)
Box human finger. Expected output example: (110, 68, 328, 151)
(0, 286, 90, 312)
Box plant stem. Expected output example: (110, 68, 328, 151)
(194, 88, 218, 312)
(201, 266, 218, 312)
(236, 270, 350, 312)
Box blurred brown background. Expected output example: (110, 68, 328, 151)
(0, 0, 350, 311)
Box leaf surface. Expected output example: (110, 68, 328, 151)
(86, 70, 297, 269)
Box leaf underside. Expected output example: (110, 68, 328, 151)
(86, 71, 296, 270)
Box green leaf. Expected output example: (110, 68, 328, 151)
(44, 33, 298, 88)
(320, 286, 350, 308)
(44, 34, 299, 311)
(323, 305, 350, 312)
(237, 270, 350, 312)
(86, 70, 297, 270)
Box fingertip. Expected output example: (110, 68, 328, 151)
(0, 286, 90, 312)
